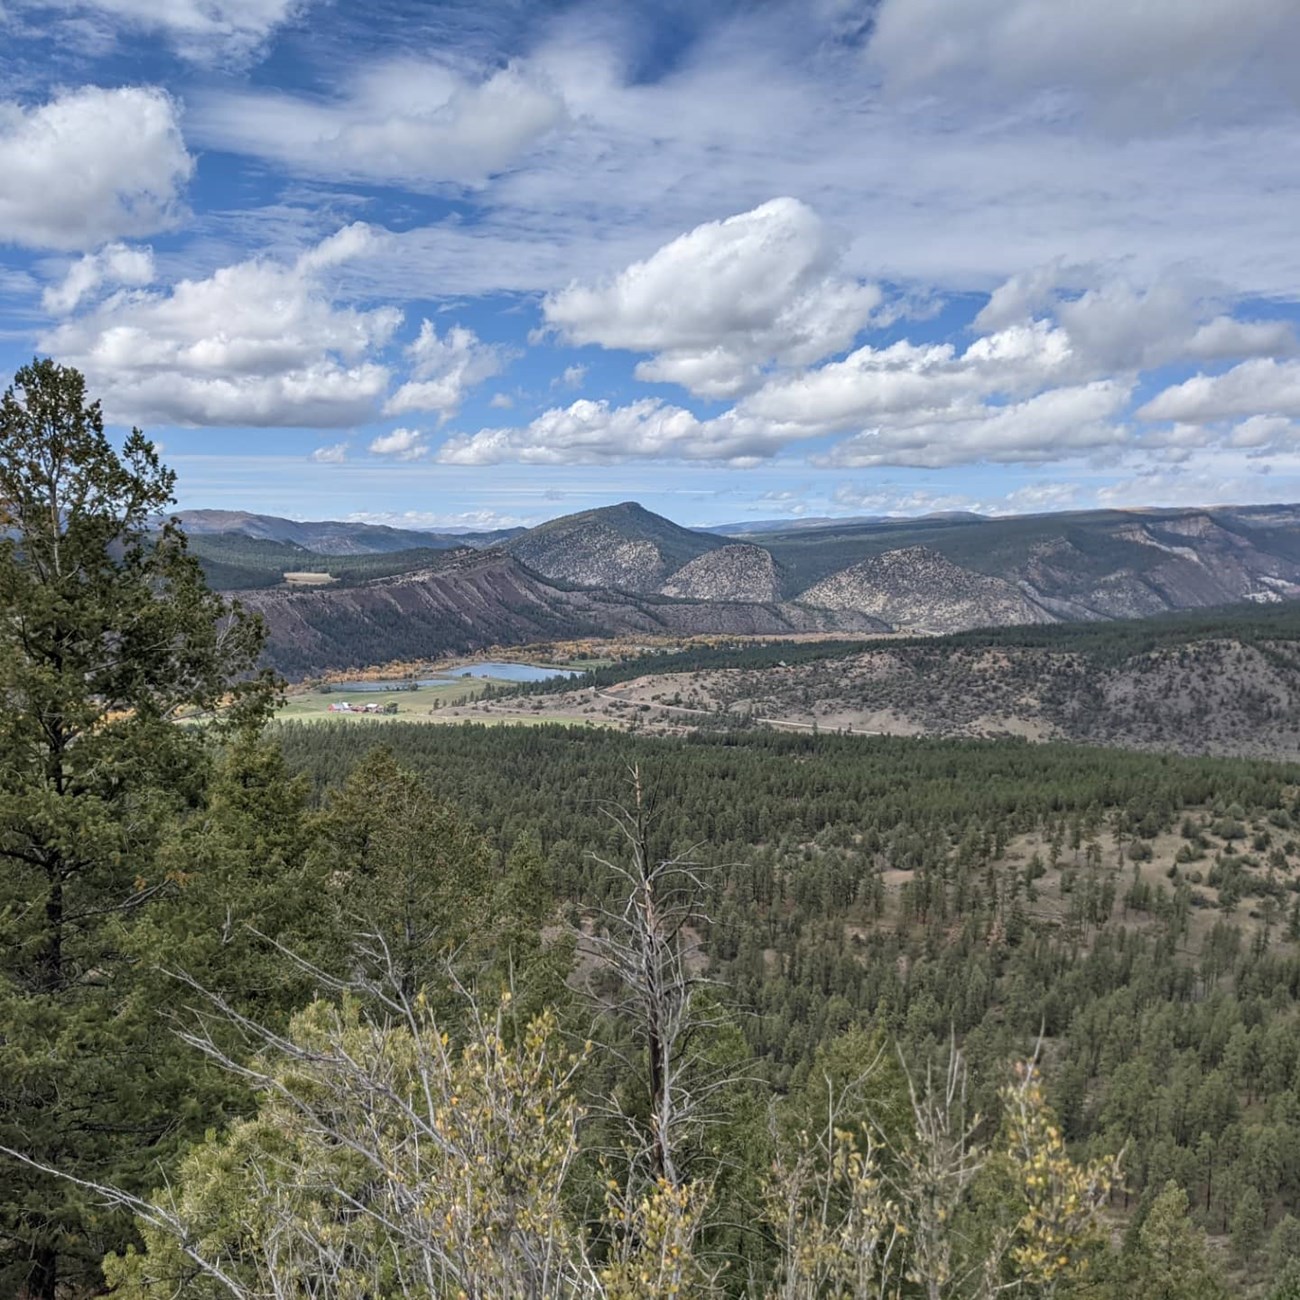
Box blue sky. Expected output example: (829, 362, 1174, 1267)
(4, 0, 1300, 529)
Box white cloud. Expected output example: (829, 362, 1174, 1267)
(41, 223, 398, 427)
(1140, 358, 1300, 423)
(311, 441, 348, 464)
(831, 480, 1081, 518)
(868, 0, 1300, 124)
(1228, 415, 1299, 451)
(368, 427, 429, 461)
(738, 323, 1073, 432)
(434, 318, 1130, 470)
(555, 364, 587, 388)
(384, 321, 507, 418)
(20, 0, 304, 61)
(0, 86, 192, 250)
(974, 269, 1296, 374)
(423, 194, 1300, 472)
(831, 484, 988, 516)
(818, 381, 1131, 469)
(192, 58, 566, 188)
(489, 392, 514, 409)
(344, 508, 529, 531)
(543, 198, 881, 397)
(438, 398, 716, 466)
(42, 242, 154, 314)
(1186, 317, 1298, 361)
(1001, 482, 1080, 512)
(1092, 458, 1293, 509)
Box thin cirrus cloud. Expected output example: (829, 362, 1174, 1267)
(39, 223, 399, 427)
(190, 58, 568, 189)
(13, 0, 306, 61)
(0, 86, 192, 251)
(868, 0, 1300, 123)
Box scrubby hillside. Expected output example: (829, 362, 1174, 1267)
(503, 501, 725, 592)
(659, 544, 782, 601)
(799, 545, 1053, 632)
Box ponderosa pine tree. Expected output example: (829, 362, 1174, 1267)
(0, 360, 274, 1298)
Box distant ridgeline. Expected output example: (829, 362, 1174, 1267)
(186, 533, 463, 590)
(187, 502, 1300, 679)
(498, 602, 1300, 695)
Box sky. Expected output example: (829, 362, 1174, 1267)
(4, 0, 1300, 530)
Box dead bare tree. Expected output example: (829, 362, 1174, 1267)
(582, 765, 734, 1192)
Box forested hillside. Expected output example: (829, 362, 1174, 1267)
(8, 359, 1300, 1300)
(495, 605, 1300, 757)
(278, 719, 1300, 1291)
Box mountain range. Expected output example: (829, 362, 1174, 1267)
(190, 500, 1300, 674)
(177, 509, 520, 554)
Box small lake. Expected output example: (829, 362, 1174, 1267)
(330, 661, 581, 691)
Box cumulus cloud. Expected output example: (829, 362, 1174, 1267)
(974, 268, 1296, 374)
(384, 321, 507, 418)
(42, 242, 154, 314)
(192, 58, 566, 188)
(19, 0, 304, 61)
(0, 86, 192, 250)
(438, 396, 831, 466)
(738, 323, 1074, 432)
(1140, 358, 1300, 423)
(818, 381, 1131, 469)
(543, 198, 881, 397)
(437, 399, 710, 466)
(368, 427, 429, 461)
(41, 223, 398, 427)
(868, 0, 1300, 123)
(434, 214, 1300, 473)
(435, 322, 1130, 470)
(311, 441, 348, 464)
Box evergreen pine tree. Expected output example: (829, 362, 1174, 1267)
(0, 360, 273, 1298)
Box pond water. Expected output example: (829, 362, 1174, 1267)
(330, 661, 581, 691)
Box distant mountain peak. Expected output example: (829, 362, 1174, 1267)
(504, 501, 725, 594)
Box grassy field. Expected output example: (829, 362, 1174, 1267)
(279, 659, 610, 727)
(280, 676, 485, 722)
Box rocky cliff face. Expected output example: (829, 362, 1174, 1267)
(1011, 516, 1300, 618)
(660, 545, 782, 602)
(799, 546, 1054, 633)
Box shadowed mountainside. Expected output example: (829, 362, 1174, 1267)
(239, 549, 886, 676)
